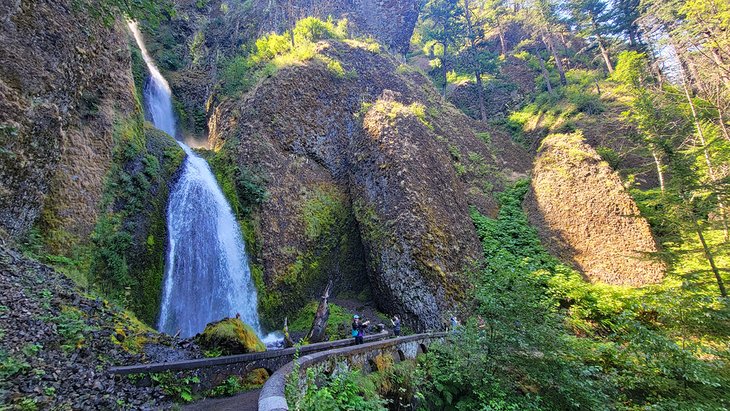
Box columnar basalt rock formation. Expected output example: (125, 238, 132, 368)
(524, 132, 665, 286)
(0, 0, 137, 247)
(208, 41, 529, 329)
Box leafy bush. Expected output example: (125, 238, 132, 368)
(48, 306, 98, 351)
(288, 366, 387, 411)
(151, 372, 200, 403)
(595, 146, 620, 169)
(415, 180, 730, 410)
(219, 17, 350, 98)
(293, 17, 347, 43)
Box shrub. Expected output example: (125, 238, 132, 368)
(288, 365, 387, 411)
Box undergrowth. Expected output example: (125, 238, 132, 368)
(288, 302, 354, 341)
(219, 17, 349, 98)
(414, 180, 730, 410)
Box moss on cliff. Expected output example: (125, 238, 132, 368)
(263, 184, 369, 326)
(88, 118, 184, 325)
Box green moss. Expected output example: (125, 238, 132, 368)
(129, 42, 146, 110)
(88, 118, 183, 325)
(352, 200, 390, 247)
(197, 317, 266, 354)
(261, 184, 369, 327)
(289, 302, 355, 340)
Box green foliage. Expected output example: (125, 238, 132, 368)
(208, 138, 268, 219)
(287, 365, 388, 411)
(207, 376, 244, 397)
(288, 302, 354, 340)
(47, 306, 98, 351)
(412, 180, 729, 410)
(610, 51, 652, 89)
(369, 359, 423, 409)
(595, 146, 620, 169)
(219, 17, 348, 98)
(19, 227, 91, 289)
(0, 350, 30, 380)
(151, 372, 200, 403)
(88, 119, 184, 325)
(76, 0, 174, 27)
(301, 187, 348, 242)
(506, 70, 604, 142)
(293, 17, 347, 43)
(261, 183, 367, 326)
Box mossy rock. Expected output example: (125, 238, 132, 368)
(196, 318, 266, 355)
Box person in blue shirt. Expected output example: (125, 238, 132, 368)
(351, 315, 369, 344)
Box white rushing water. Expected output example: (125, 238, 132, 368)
(129, 22, 266, 339)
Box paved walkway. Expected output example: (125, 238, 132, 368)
(184, 389, 260, 411)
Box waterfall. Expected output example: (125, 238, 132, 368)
(129, 22, 264, 339)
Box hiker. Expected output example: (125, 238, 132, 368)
(450, 316, 460, 334)
(390, 315, 401, 337)
(352, 315, 370, 345)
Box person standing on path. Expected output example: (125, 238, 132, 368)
(390, 315, 401, 337)
(352, 315, 369, 345)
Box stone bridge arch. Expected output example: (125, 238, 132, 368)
(258, 332, 446, 411)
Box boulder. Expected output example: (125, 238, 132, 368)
(197, 318, 266, 355)
(524, 132, 665, 286)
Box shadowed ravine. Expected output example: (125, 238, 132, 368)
(128, 22, 263, 339)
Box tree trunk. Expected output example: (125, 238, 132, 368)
(475, 69, 487, 121)
(441, 55, 448, 97)
(283, 317, 295, 348)
(536, 49, 554, 95)
(597, 36, 613, 73)
(651, 148, 665, 192)
(718, 108, 730, 142)
(683, 81, 730, 241)
(288, 0, 296, 48)
(693, 217, 727, 297)
(305, 281, 332, 343)
(715, 96, 730, 142)
(544, 34, 567, 85)
(462, 0, 486, 121)
(591, 17, 613, 73)
(497, 23, 506, 56)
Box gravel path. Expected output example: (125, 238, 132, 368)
(184, 389, 260, 411)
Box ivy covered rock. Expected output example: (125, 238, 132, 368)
(196, 318, 266, 355)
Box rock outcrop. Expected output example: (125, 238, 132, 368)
(524, 132, 665, 286)
(138, 0, 421, 141)
(0, 0, 137, 248)
(197, 317, 266, 355)
(209, 41, 530, 330)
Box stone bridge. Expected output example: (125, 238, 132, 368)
(109, 331, 389, 392)
(258, 332, 447, 411)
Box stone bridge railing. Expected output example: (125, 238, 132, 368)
(258, 332, 447, 411)
(109, 331, 389, 392)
